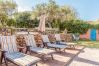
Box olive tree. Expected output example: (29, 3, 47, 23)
(32, 0, 77, 28)
(0, 0, 17, 27)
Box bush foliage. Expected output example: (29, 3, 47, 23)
(59, 20, 91, 34)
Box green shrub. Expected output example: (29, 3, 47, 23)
(59, 20, 91, 34)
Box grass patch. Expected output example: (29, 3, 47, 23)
(73, 41, 99, 48)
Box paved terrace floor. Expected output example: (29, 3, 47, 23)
(2, 46, 99, 66)
(69, 48, 99, 66)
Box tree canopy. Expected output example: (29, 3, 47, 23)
(0, 0, 17, 27)
(15, 12, 39, 28)
(32, 0, 78, 28)
(0, 0, 17, 15)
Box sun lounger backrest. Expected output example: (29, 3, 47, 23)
(42, 35, 50, 42)
(1, 35, 18, 54)
(0, 35, 1, 45)
(25, 35, 37, 47)
(55, 34, 61, 41)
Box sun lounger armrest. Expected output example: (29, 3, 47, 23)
(55, 41, 61, 44)
(43, 42, 49, 44)
(0, 49, 7, 64)
(0, 49, 6, 52)
(17, 46, 24, 52)
(18, 46, 24, 49)
(25, 46, 32, 53)
(0, 49, 2, 51)
(43, 42, 49, 47)
(50, 42, 56, 44)
(0, 49, 7, 56)
(26, 46, 32, 48)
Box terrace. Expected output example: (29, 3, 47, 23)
(0, 0, 99, 66)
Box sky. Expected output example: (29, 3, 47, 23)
(14, 0, 99, 21)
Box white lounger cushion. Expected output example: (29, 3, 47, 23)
(55, 34, 61, 41)
(58, 41, 76, 45)
(41, 35, 50, 43)
(47, 43, 67, 49)
(6, 52, 40, 66)
(30, 47, 54, 55)
(59, 42, 66, 44)
(66, 42, 77, 45)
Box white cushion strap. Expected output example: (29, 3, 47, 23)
(25, 35, 31, 46)
(24, 35, 28, 45)
(55, 34, 61, 41)
(42, 35, 50, 42)
(30, 35, 36, 47)
(1, 36, 9, 53)
(1, 36, 18, 53)
(26, 35, 36, 47)
(2, 36, 6, 51)
(5, 36, 10, 53)
(10, 36, 17, 53)
(7, 36, 11, 53)
(28, 35, 32, 46)
(1, 36, 5, 51)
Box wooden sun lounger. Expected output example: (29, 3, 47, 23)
(41, 35, 68, 52)
(0, 35, 40, 66)
(55, 34, 77, 49)
(24, 35, 54, 60)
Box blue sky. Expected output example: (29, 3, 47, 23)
(14, 0, 99, 21)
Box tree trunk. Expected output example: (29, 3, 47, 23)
(47, 22, 52, 28)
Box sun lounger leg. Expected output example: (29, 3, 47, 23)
(0, 51, 7, 65)
(59, 48, 61, 51)
(3, 51, 8, 66)
(40, 55, 44, 60)
(59, 48, 62, 53)
(4, 57, 8, 66)
(26, 46, 30, 54)
(25, 50, 28, 54)
(51, 54, 54, 60)
(30, 51, 32, 55)
(55, 48, 57, 51)
(0, 52, 3, 64)
(73, 45, 75, 49)
(63, 49, 66, 52)
(47, 47, 49, 49)
(36, 64, 38, 66)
